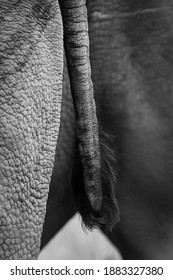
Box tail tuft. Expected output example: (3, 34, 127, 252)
(72, 128, 120, 232)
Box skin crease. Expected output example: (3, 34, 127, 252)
(43, 0, 173, 259)
(0, 0, 101, 259)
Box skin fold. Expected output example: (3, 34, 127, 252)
(43, 0, 173, 259)
(0, 0, 107, 259)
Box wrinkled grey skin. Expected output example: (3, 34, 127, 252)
(43, 0, 173, 259)
(0, 0, 100, 260)
(0, 0, 63, 259)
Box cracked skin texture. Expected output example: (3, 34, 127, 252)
(0, 0, 63, 259)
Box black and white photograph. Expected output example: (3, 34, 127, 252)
(0, 0, 173, 269)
